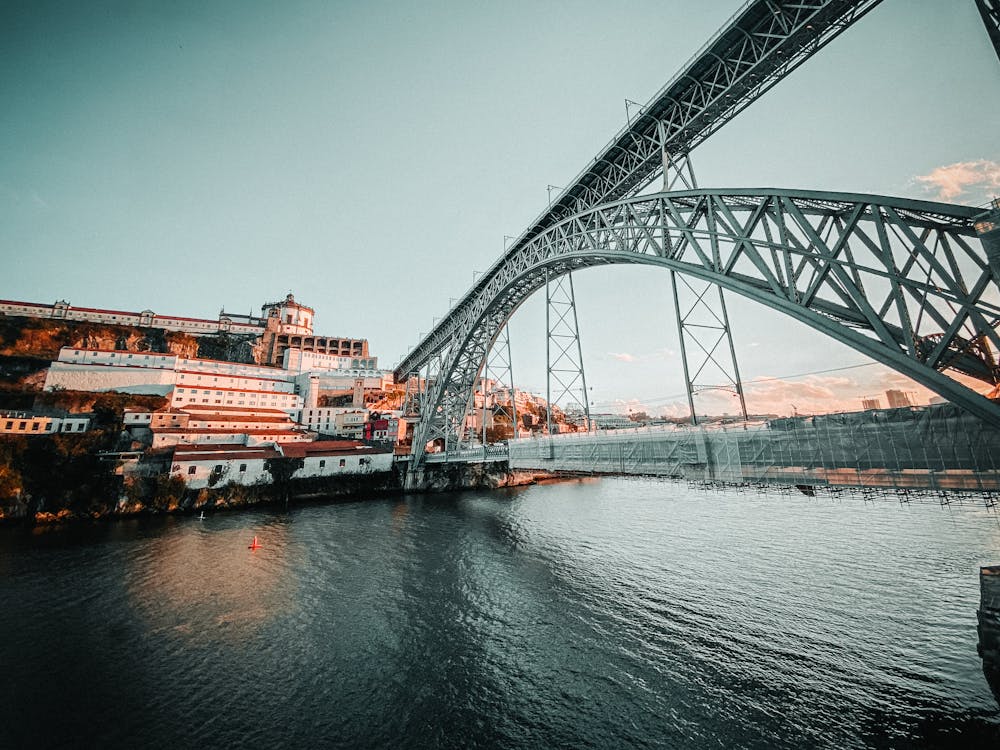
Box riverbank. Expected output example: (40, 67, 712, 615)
(1, 460, 554, 525)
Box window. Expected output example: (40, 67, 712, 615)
(239, 464, 247, 472)
(187, 466, 196, 475)
(339, 459, 346, 467)
(4, 421, 11, 429)
(214, 464, 223, 472)
(319, 460, 326, 468)
(18, 422, 26, 430)
(31, 423, 40, 431)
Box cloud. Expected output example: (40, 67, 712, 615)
(913, 159, 1000, 202)
(607, 348, 675, 364)
(608, 352, 636, 362)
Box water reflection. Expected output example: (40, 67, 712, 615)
(124, 515, 296, 642)
(2, 481, 999, 749)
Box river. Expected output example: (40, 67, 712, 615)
(2, 478, 999, 748)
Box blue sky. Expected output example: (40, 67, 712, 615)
(2, 1, 999, 416)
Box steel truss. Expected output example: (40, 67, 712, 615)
(478, 323, 518, 445)
(671, 271, 749, 423)
(977, 0, 1000, 63)
(545, 270, 591, 434)
(662, 151, 748, 423)
(404, 189, 1000, 465)
(398, 1, 884, 384)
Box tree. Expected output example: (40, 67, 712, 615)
(264, 456, 304, 505)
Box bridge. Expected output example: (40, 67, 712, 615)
(394, 0, 1000, 478)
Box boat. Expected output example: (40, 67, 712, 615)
(197, 511, 206, 520)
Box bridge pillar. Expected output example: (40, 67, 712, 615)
(978, 564, 1000, 707)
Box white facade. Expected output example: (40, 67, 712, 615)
(298, 407, 368, 433)
(293, 450, 393, 478)
(169, 448, 278, 489)
(45, 360, 176, 395)
(169, 387, 302, 412)
(123, 410, 153, 427)
(0, 299, 261, 335)
(283, 348, 378, 373)
(0, 411, 90, 435)
(262, 293, 314, 336)
(152, 429, 312, 449)
(44, 347, 304, 413)
(170, 442, 393, 489)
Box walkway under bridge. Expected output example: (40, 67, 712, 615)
(505, 404, 1000, 494)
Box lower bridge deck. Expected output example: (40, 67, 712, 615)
(505, 404, 1000, 493)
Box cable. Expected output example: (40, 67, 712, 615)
(589, 361, 880, 407)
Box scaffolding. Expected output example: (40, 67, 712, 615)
(508, 403, 1000, 494)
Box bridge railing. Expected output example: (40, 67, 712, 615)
(422, 445, 510, 464)
(507, 405, 1000, 492)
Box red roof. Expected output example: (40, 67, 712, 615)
(173, 443, 250, 453)
(154, 427, 306, 435)
(175, 368, 288, 383)
(63, 346, 176, 356)
(185, 414, 292, 424)
(178, 404, 290, 415)
(171, 448, 281, 462)
(280, 440, 391, 458)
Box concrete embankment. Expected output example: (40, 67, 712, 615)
(401, 460, 546, 493)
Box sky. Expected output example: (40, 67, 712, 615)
(2, 0, 999, 418)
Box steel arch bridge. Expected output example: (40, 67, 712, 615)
(398, 190, 1000, 463)
(393, 0, 1000, 467)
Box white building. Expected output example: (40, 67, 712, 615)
(44, 347, 304, 414)
(0, 299, 262, 335)
(0, 411, 91, 435)
(169, 439, 393, 489)
(282, 348, 378, 373)
(149, 404, 312, 448)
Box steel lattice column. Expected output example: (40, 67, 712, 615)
(479, 323, 519, 444)
(671, 271, 749, 424)
(545, 269, 591, 434)
(663, 153, 748, 424)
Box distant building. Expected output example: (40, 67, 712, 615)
(0, 299, 261, 336)
(885, 389, 915, 408)
(861, 397, 881, 410)
(588, 413, 634, 430)
(2, 293, 371, 371)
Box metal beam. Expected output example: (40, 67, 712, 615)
(405, 190, 1000, 464)
(398, 0, 884, 378)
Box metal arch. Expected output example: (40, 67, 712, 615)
(977, 0, 1000, 63)
(401, 1, 884, 370)
(404, 189, 1000, 466)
